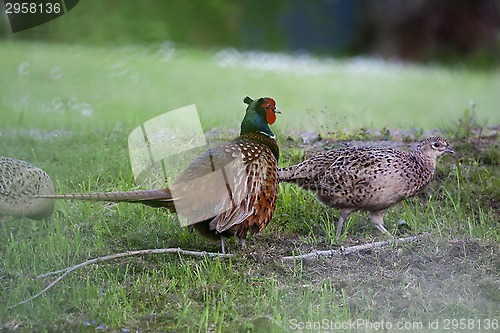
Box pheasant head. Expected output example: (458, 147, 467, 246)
(241, 96, 281, 138)
(414, 136, 454, 171)
(419, 136, 455, 158)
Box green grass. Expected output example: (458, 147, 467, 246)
(1, 41, 499, 133)
(1, 41, 499, 332)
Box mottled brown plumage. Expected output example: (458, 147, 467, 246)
(279, 137, 454, 238)
(0, 157, 55, 221)
(42, 96, 281, 253)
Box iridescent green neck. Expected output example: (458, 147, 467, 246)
(240, 109, 274, 138)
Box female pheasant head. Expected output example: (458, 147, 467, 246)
(418, 137, 455, 161)
(240, 96, 281, 138)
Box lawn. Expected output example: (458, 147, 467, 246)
(0, 41, 499, 332)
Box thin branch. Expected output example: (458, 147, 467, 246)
(10, 233, 429, 309)
(282, 233, 430, 260)
(36, 248, 232, 279)
(9, 248, 232, 309)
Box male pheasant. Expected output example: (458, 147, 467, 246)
(43, 96, 281, 253)
(279, 137, 454, 238)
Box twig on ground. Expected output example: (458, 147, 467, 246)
(10, 233, 429, 309)
(282, 233, 430, 260)
(9, 248, 232, 309)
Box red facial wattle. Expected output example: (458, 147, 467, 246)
(262, 98, 277, 125)
(266, 109, 277, 125)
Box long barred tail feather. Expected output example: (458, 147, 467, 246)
(39, 189, 176, 210)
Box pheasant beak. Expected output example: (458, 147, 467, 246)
(274, 107, 281, 114)
(446, 146, 455, 155)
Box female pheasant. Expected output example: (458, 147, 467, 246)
(43, 96, 281, 253)
(279, 137, 454, 238)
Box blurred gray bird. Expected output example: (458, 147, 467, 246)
(278, 137, 455, 238)
(0, 157, 55, 221)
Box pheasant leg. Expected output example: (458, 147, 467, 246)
(370, 210, 394, 238)
(336, 208, 357, 239)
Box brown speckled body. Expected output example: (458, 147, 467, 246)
(279, 137, 454, 237)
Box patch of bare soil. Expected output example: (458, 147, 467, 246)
(245, 234, 499, 322)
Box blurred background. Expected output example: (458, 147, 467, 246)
(1, 0, 499, 133)
(2, 0, 499, 65)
